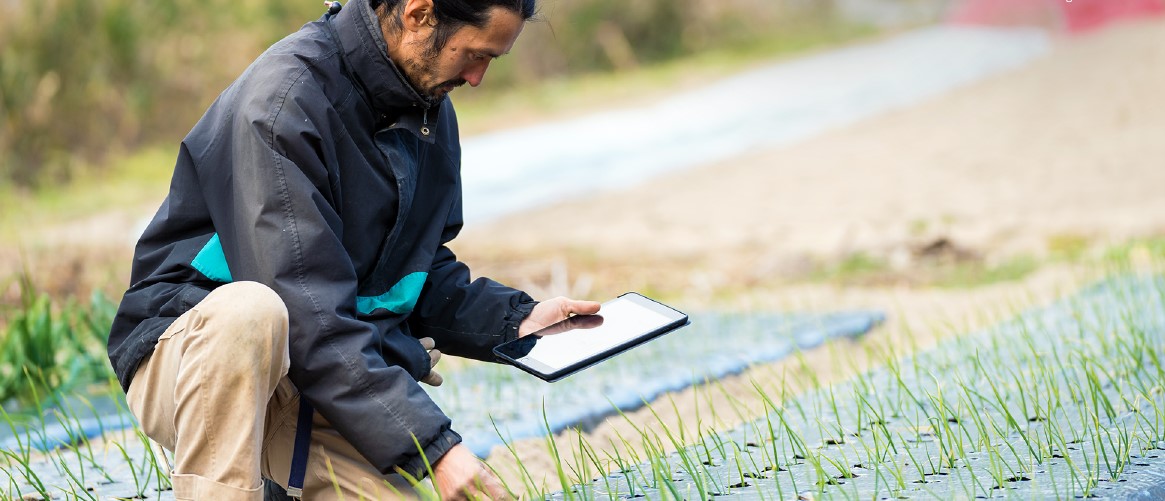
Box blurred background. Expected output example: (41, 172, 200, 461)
(0, 0, 947, 296)
(2, 2, 1165, 496)
(0, 0, 918, 293)
(0, 0, 1163, 400)
(0, 0, 914, 188)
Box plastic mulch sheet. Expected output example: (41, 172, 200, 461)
(430, 311, 884, 458)
(550, 276, 1165, 500)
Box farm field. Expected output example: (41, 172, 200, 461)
(432, 311, 883, 459)
(1, 6, 1163, 501)
(531, 274, 1165, 500)
(2, 267, 1161, 500)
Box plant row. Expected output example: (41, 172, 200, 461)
(0, 279, 116, 408)
(513, 275, 1165, 499)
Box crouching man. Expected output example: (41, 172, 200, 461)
(107, 0, 598, 499)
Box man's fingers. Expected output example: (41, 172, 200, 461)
(466, 468, 512, 501)
(419, 337, 436, 351)
(422, 349, 443, 386)
(519, 297, 601, 337)
(564, 299, 601, 316)
(421, 369, 444, 387)
(483, 472, 513, 500)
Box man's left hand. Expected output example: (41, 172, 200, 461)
(418, 337, 443, 387)
(518, 296, 602, 337)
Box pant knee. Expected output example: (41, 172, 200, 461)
(196, 281, 289, 366)
(216, 281, 288, 327)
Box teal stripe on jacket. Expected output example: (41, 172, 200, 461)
(356, 271, 428, 315)
(191, 233, 234, 283)
(193, 233, 426, 315)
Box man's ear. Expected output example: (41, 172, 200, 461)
(401, 0, 437, 32)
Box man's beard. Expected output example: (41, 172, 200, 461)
(402, 53, 467, 101)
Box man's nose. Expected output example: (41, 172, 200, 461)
(463, 61, 490, 87)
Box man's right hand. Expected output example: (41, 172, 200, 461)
(431, 444, 512, 500)
(518, 296, 602, 338)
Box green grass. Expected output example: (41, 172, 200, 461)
(804, 235, 1165, 289)
(932, 255, 1041, 288)
(0, 276, 117, 406)
(806, 251, 1040, 288)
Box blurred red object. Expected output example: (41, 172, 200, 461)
(947, 0, 1165, 33)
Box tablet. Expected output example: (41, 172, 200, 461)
(493, 292, 689, 382)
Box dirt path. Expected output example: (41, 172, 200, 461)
(449, 17, 1165, 490)
(453, 17, 1165, 300)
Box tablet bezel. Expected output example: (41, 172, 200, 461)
(492, 292, 689, 382)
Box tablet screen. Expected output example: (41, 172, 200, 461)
(514, 296, 677, 372)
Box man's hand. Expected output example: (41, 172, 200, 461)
(431, 444, 512, 500)
(418, 337, 443, 387)
(518, 296, 602, 338)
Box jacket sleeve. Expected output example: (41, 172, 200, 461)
(409, 180, 538, 361)
(193, 77, 457, 477)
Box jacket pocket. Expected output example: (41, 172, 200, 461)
(177, 284, 212, 314)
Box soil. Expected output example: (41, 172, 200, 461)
(452, 17, 1165, 300)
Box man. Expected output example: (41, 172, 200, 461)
(106, 0, 600, 499)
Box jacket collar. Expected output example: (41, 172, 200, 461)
(330, 0, 442, 142)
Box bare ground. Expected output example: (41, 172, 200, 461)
(454, 17, 1165, 301)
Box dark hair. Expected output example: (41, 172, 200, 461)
(371, 0, 536, 55)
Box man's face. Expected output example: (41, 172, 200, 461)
(398, 6, 524, 101)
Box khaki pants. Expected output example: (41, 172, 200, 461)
(127, 281, 416, 500)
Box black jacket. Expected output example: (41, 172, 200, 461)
(108, 0, 536, 477)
